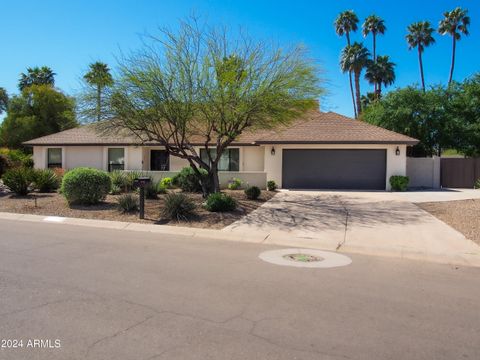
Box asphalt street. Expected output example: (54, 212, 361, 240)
(0, 218, 479, 359)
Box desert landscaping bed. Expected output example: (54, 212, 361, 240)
(418, 199, 480, 245)
(0, 190, 275, 229)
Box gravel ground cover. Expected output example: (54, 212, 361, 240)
(0, 190, 275, 229)
(418, 199, 480, 245)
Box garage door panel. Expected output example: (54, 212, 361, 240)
(282, 149, 386, 190)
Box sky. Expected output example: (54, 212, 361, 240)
(1, 0, 479, 121)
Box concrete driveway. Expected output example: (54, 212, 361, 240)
(224, 191, 480, 266)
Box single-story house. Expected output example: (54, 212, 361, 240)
(23, 110, 418, 190)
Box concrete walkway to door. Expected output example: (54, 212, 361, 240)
(223, 191, 480, 267)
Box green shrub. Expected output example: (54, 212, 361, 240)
(2, 168, 34, 195)
(0, 148, 33, 168)
(172, 167, 208, 192)
(227, 178, 242, 190)
(160, 177, 173, 189)
(0, 154, 12, 178)
(475, 178, 480, 189)
(124, 170, 144, 191)
(145, 181, 159, 199)
(162, 193, 197, 220)
(110, 184, 122, 195)
(117, 193, 139, 213)
(33, 169, 60, 192)
(244, 186, 261, 200)
(389, 175, 409, 192)
(267, 180, 277, 191)
(109, 170, 128, 191)
(156, 182, 168, 194)
(61, 167, 111, 205)
(205, 192, 237, 212)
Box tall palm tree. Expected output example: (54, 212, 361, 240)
(83, 62, 114, 122)
(365, 55, 396, 98)
(362, 14, 386, 93)
(362, 14, 386, 62)
(438, 7, 470, 85)
(340, 42, 370, 116)
(18, 66, 56, 91)
(335, 10, 359, 118)
(406, 21, 435, 91)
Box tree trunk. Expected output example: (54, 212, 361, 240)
(96, 85, 101, 122)
(448, 36, 456, 85)
(354, 71, 362, 116)
(345, 31, 357, 118)
(418, 48, 425, 92)
(373, 34, 377, 93)
(349, 71, 357, 118)
(208, 164, 221, 194)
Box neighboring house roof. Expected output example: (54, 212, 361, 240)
(23, 110, 418, 146)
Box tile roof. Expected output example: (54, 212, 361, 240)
(23, 110, 418, 146)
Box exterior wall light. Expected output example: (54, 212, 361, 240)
(271, 147, 276, 156)
(395, 146, 400, 156)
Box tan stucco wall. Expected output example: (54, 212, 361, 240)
(263, 144, 407, 191)
(65, 146, 103, 170)
(242, 146, 264, 171)
(32, 144, 407, 191)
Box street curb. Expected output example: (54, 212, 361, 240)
(1, 211, 479, 268)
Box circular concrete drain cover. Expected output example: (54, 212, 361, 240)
(259, 248, 352, 268)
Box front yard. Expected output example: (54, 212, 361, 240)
(418, 199, 480, 246)
(0, 190, 275, 229)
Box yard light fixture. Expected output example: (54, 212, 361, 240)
(271, 146, 276, 156)
(395, 146, 400, 156)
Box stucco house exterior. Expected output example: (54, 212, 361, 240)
(23, 110, 418, 190)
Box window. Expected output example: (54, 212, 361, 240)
(200, 148, 239, 171)
(108, 148, 125, 171)
(47, 148, 62, 168)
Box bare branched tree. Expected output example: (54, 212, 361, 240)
(103, 18, 323, 195)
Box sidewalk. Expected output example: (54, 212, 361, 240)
(1, 210, 480, 267)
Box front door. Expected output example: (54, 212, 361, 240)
(150, 150, 170, 171)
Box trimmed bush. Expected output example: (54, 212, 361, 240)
(267, 180, 277, 191)
(389, 175, 409, 192)
(2, 168, 34, 195)
(117, 193, 139, 213)
(205, 192, 237, 212)
(245, 186, 261, 200)
(172, 167, 208, 192)
(33, 169, 60, 192)
(156, 182, 168, 194)
(61, 168, 111, 205)
(160, 177, 173, 189)
(162, 193, 196, 220)
(227, 178, 242, 190)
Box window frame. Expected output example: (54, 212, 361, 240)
(47, 148, 62, 169)
(107, 147, 125, 172)
(200, 148, 240, 172)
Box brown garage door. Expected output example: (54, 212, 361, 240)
(282, 149, 387, 190)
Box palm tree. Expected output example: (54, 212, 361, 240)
(362, 14, 386, 61)
(362, 14, 386, 93)
(365, 55, 396, 98)
(360, 92, 377, 110)
(438, 7, 470, 85)
(18, 66, 56, 91)
(406, 21, 435, 91)
(335, 10, 359, 118)
(83, 62, 114, 122)
(340, 42, 370, 116)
